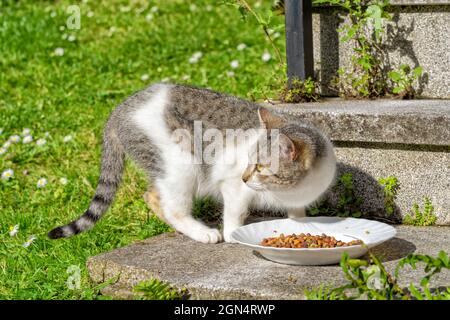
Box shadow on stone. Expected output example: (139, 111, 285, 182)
(367, 237, 416, 262)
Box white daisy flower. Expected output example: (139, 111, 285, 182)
(189, 4, 197, 11)
(23, 235, 37, 248)
(226, 71, 235, 77)
(206, 5, 213, 12)
(189, 51, 203, 64)
(22, 128, 31, 136)
(145, 13, 154, 21)
(68, 35, 76, 42)
(230, 60, 239, 69)
(237, 43, 247, 51)
(140, 74, 149, 81)
(3, 141, 11, 149)
(108, 26, 117, 35)
(0, 147, 6, 155)
(9, 225, 19, 237)
(63, 135, 73, 143)
(54, 47, 65, 56)
(87, 11, 94, 18)
(59, 177, 68, 185)
(37, 177, 48, 188)
(1, 169, 14, 181)
(36, 138, 46, 146)
(50, 11, 57, 18)
(59, 25, 65, 31)
(44, 132, 50, 137)
(262, 52, 271, 62)
(9, 135, 20, 143)
(150, 6, 159, 13)
(22, 135, 33, 144)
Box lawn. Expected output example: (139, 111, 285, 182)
(0, 0, 285, 299)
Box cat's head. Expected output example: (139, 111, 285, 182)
(242, 108, 332, 191)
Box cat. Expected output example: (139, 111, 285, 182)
(48, 83, 337, 243)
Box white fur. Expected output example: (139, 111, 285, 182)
(133, 85, 337, 243)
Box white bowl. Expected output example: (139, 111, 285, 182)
(230, 217, 396, 265)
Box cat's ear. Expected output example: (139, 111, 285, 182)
(258, 108, 284, 129)
(279, 134, 298, 161)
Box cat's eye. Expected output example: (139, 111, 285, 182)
(255, 164, 263, 172)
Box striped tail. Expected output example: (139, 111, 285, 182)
(48, 119, 125, 239)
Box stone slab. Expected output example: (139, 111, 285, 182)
(265, 99, 450, 146)
(87, 225, 450, 299)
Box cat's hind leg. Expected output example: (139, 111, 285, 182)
(155, 177, 222, 244)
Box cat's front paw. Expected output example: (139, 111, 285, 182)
(223, 228, 238, 243)
(190, 227, 223, 244)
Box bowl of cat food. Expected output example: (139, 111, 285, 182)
(230, 217, 396, 265)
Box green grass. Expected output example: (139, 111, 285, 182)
(0, 0, 285, 299)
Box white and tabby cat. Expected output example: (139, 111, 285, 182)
(49, 83, 337, 243)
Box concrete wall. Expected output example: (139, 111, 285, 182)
(311, 3, 450, 98)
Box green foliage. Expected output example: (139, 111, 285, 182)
(280, 77, 320, 103)
(309, 172, 362, 218)
(133, 278, 188, 300)
(403, 197, 437, 226)
(306, 250, 450, 300)
(315, 0, 423, 99)
(315, 0, 391, 98)
(388, 64, 423, 99)
(378, 176, 399, 216)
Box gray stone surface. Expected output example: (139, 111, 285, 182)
(311, 5, 450, 98)
(87, 225, 450, 299)
(265, 99, 450, 146)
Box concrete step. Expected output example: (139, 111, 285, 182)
(87, 225, 450, 299)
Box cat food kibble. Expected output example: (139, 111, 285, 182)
(261, 233, 363, 248)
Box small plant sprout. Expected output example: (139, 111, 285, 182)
(9, 224, 19, 237)
(280, 77, 319, 103)
(23, 235, 37, 248)
(378, 176, 400, 216)
(403, 197, 437, 226)
(22, 135, 33, 144)
(388, 64, 423, 99)
(37, 178, 48, 188)
(36, 138, 46, 146)
(9, 135, 21, 143)
(1, 169, 14, 181)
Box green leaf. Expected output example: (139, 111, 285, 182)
(413, 66, 423, 77)
(388, 71, 401, 82)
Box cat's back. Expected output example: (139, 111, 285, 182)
(166, 84, 260, 131)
